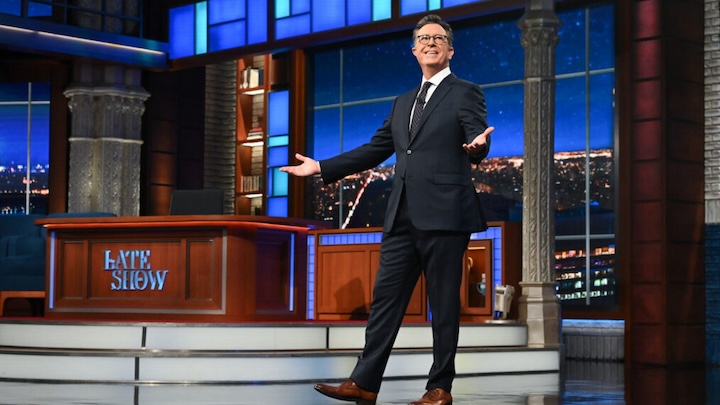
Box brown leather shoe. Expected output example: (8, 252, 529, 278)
(408, 387, 453, 405)
(314, 379, 378, 405)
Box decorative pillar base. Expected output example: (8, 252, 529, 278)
(518, 281, 562, 348)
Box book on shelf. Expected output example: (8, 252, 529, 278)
(241, 67, 264, 89)
(240, 175, 263, 193)
(250, 148, 263, 172)
(247, 127, 264, 140)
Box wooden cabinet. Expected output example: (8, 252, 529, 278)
(312, 222, 521, 323)
(460, 238, 493, 320)
(314, 232, 426, 322)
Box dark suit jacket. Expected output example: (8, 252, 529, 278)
(320, 73, 490, 233)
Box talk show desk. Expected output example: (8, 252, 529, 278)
(37, 216, 520, 323)
(37, 215, 326, 322)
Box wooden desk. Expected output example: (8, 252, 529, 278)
(38, 215, 325, 322)
(312, 221, 521, 322)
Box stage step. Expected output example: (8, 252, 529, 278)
(0, 321, 560, 384)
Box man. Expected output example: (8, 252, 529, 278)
(280, 14, 494, 405)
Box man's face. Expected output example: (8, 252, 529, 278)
(412, 23, 454, 72)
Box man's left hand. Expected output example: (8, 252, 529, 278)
(462, 126, 494, 154)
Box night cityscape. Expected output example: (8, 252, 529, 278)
(0, 162, 50, 214)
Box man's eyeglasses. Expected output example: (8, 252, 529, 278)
(416, 34, 448, 45)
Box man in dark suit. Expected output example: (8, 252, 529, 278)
(280, 14, 494, 405)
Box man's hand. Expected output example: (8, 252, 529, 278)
(462, 126, 494, 154)
(280, 153, 321, 177)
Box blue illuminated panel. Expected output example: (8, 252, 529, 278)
(267, 89, 290, 216)
(275, 0, 392, 40)
(268, 135, 289, 147)
(195, 2, 208, 54)
(268, 146, 289, 167)
(401, 0, 482, 16)
(293, 0, 311, 14)
(268, 90, 290, 136)
(209, 20, 245, 52)
(271, 168, 289, 196)
(209, 0, 245, 23)
(267, 164, 289, 196)
(28, 1, 52, 17)
(267, 196, 288, 216)
(170, 0, 401, 58)
(169, 0, 268, 59)
(276, 0, 291, 17)
(373, 0, 391, 21)
(348, 0, 372, 25)
(276, 14, 311, 39)
(312, 0, 345, 32)
(307, 234, 315, 319)
(0, 0, 21, 15)
(320, 232, 384, 245)
(443, 0, 481, 7)
(169, 5, 195, 59)
(400, 0, 427, 16)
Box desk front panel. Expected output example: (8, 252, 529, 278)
(41, 217, 313, 322)
(48, 228, 226, 317)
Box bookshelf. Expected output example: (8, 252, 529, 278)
(235, 52, 292, 216)
(236, 55, 268, 215)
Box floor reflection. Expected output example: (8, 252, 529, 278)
(0, 360, 717, 404)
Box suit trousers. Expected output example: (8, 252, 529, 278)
(350, 191, 471, 393)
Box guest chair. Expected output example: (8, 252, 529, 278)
(169, 189, 225, 215)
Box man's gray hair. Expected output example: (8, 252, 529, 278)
(413, 14, 454, 46)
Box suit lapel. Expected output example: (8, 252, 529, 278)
(409, 74, 455, 143)
(398, 90, 416, 143)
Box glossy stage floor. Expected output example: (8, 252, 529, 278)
(1, 361, 719, 404)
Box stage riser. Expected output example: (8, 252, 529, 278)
(0, 321, 560, 383)
(0, 350, 559, 384)
(0, 323, 527, 351)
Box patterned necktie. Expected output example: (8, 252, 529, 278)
(409, 81, 433, 137)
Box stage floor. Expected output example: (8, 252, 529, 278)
(5, 360, 718, 405)
(0, 366, 617, 405)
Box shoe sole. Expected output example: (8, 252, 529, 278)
(314, 386, 376, 405)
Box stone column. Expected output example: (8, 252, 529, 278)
(64, 62, 149, 216)
(517, 0, 562, 347)
(706, 0, 720, 365)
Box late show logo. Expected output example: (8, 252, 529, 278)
(104, 249, 169, 291)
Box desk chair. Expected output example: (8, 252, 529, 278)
(169, 189, 225, 215)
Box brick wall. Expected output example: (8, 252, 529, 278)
(204, 61, 237, 214)
(706, 0, 720, 364)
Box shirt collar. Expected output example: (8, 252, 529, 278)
(422, 67, 452, 87)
